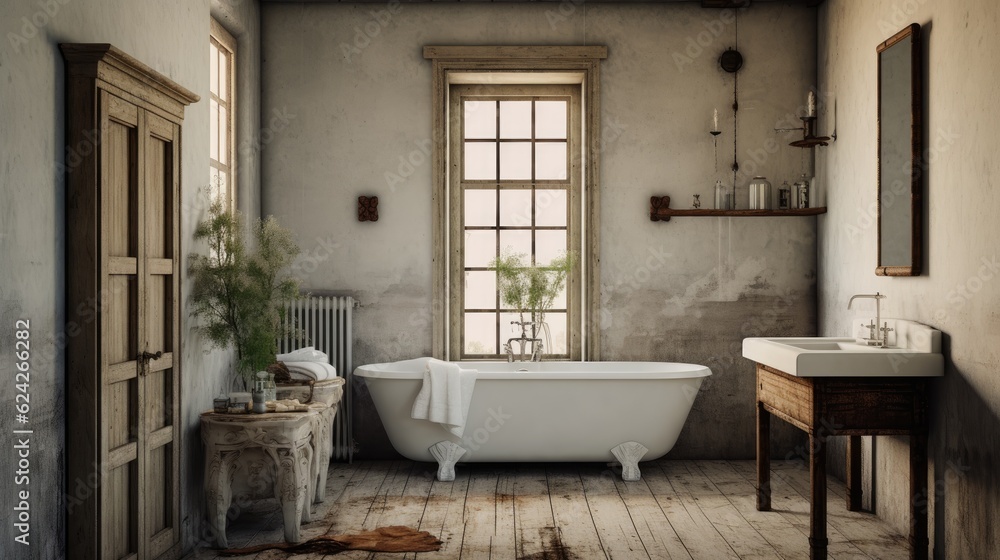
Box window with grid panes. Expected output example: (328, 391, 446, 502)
(210, 19, 236, 209)
(452, 85, 581, 360)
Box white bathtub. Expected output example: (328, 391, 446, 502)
(354, 360, 711, 478)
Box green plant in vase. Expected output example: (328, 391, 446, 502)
(491, 251, 575, 350)
(189, 200, 301, 389)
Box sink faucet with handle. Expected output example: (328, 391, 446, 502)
(847, 292, 894, 347)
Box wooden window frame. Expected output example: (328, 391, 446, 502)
(452, 86, 580, 360)
(425, 46, 607, 361)
(210, 18, 237, 210)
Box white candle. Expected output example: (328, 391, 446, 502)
(713, 108, 719, 131)
(807, 91, 816, 117)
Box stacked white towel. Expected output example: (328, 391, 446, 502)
(277, 346, 328, 364)
(278, 346, 336, 381)
(284, 361, 337, 381)
(410, 358, 478, 437)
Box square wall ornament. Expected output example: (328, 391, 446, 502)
(358, 196, 378, 222)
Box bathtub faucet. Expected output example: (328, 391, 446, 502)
(506, 320, 543, 362)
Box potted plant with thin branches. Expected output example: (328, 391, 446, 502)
(490, 251, 575, 360)
(189, 200, 301, 389)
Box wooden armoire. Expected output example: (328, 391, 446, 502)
(61, 44, 198, 560)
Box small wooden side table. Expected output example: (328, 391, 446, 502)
(754, 363, 930, 560)
(201, 410, 319, 547)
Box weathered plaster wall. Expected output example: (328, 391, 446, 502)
(818, 0, 1000, 556)
(262, 2, 819, 459)
(195, 0, 264, 550)
(0, 0, 260, 556)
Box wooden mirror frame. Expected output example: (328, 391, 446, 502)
(876, 23, 922, 276)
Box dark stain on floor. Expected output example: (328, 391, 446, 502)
(518, 526, 575, 560)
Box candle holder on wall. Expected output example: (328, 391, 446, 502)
(358, 196, 378, 222)
(788, 116, 833, 148)
(710, 128, 721, 172)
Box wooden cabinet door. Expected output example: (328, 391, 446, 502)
(98, 91, 181, 560)
(100, 90, 143, 560)
(140, 109, 182, 559)
(63, 44, 196, 560)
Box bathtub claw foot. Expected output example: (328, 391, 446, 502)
(612, 441, 648, 481)
(429, 441, 466, 481)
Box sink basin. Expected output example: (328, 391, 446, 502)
(781, 341, 881, 351)
(742, 320, 944, 377)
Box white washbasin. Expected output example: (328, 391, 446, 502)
(742, 319, 944, 377)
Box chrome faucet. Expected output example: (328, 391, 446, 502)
(530, 339, 544, 362)
(848, 292, 893, 347)
(505, 320, 543, 362)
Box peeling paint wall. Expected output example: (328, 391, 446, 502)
(0, 0, 261, 556)
(818, 0, 1000, 557)
(262, 2, 819, 460)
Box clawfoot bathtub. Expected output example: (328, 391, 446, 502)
(355, 360, 711, 481)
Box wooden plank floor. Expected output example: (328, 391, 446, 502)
(187, 459, 911, 560)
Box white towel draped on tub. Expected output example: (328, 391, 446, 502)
(410, 358, 478, 437)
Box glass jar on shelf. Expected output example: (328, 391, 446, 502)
(748, 176, 772, 210)
(778, 181, 791, 210)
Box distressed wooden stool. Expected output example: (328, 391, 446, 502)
(201, 410, 318, 548)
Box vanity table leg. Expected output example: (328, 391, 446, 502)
(204, 450, 234, 549)
(300, 443, 314, 523)
(809, 432, 829, 560)
(756, 402, 771, 511)
(910, 432, 929, 560)
(315, 407, 334, 503)
(847, 435, 863, 511)
(275, 447, 305, 543)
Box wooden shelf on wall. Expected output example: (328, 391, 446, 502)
(650, 196, 827, 222)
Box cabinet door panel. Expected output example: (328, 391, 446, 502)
(107, 378, 138, 450)
(105, 462, 139, 559)
(145, 113, 175, 260)
(105, 118, 139, 258)
(146, 273, 173, 354)
(147, 364, 173, 433)
(105, 275, 138, 366)
(146, 441, 174, 540)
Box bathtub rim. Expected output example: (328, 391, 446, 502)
(354, 360, 712, 380)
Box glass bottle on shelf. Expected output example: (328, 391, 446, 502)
(793, 174, 810, 209)
(778, 181, 791, 210)
(714, 179, 728, 210)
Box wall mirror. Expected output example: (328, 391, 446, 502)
(876, 23, 922, 276)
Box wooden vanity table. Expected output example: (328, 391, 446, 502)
(201, 377, 345, 548)
(754, 364, 930, 560)
(201, 409, 319, 547)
